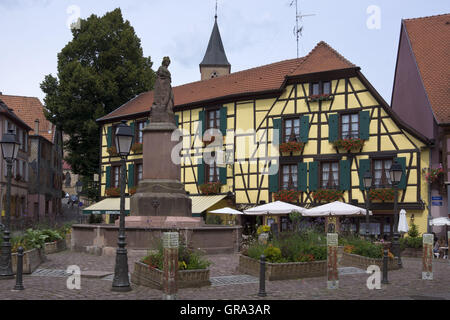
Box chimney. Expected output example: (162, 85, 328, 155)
(34, 119, 40, 136)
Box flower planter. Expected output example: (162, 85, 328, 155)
(199, 182, 222, 195)
(341, 252, 400, 271)
(308, 94, 334, 102)
(369, 189, 395, 202)
(273, 189, 301, 203)
(238, 255, 327, 281)
(12, 248, 46, 274)
(332, 138, 365, 152)
(312, 189, 344, 203)
(131, 261, 211, 289)
(44, 239, 67, 255)
(279, 141, 305, 154)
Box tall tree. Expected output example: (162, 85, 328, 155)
(41, 8, 155, 177)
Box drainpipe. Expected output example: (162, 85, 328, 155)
(35, 120, 40, 224)
(427, 144, 433, 234)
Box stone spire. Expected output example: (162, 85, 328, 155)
(199, 15, 231, 80)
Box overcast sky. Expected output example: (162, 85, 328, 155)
(0, 0, 448, 105)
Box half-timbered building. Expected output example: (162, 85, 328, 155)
(97, 39, 431, 237)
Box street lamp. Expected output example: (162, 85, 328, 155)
(390, 161, 404, 267)
(0, 130, 20, 280)
(75, 181, 83, 224)
(112, 120, 133, 292)
(363, 170, 373, 240)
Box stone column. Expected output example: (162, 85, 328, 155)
(422, 233, 433, 280)
(327, 233, 339, 289)
(162, 232, 179, 300)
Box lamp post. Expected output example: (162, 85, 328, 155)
(390, 161, 404, 268)
(0, 130, 20, 280)
(363, 170, 373, 240)
(75, 181, 83, 224)
(112, 121, 133, 292)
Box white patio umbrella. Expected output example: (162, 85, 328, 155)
(209, 207, 244, 215)
(243, 201, 306, 215)
(398, 209, 409, 233)
(429, 217, 450, 227)
(303, 201, 373, 217)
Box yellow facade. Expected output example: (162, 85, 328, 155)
(99, 72, 430, 236)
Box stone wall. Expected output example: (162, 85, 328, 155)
(71, 224, 242, 256)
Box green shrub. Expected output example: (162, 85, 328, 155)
(205, 215, 223, 225)
(400, 237, 423, 249)
(263, 245, 283, 263)
(343, 238, 383, 259)
(408, 222, 420, 238)
(142, 243, 211, 271)
(41, 229, 63, 243)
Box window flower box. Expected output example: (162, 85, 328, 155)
(106, 187, 120, 197)
(199, 182, 222, 195)
(312, 189, 344, 203)
(308, 94, 334, 102)
(279, 141, 305, 154)
(273, 189, 301, 204)
(332, 138, 365, 152)
(107, 146, 119, 157)
(368, 188, 395, 202)
(129, 187, 137, 195)
(131, 142, 143, 154)
(423, 166, 444, 184)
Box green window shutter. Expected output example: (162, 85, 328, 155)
(130, 122, 135, 144)
(197, 159, 205, 185)
(273, 118, 282, 146)
(128, 164, 135, 188)
(300, 116, 310, 143)
(309, 162, 318, 192)
(175, 115, 180, 127)
(359, 111, 370, 140)
(199, 110, 206, 135)
(297, 162, 308, 192)
(339, 160, 351, 191)
(359, 159, 371, 190)
(219, 166, 227, 185)
(146, 119, 150, 125)
(220, 107, 227, 136)
(328, 114, 339, 142)
(105, 166, 111, 189)
(107, 127, 112, 148)
(269, 169, 279, 193)
(394, 157, 407, 190)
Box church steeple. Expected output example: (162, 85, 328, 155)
(200, 15, 231, 80)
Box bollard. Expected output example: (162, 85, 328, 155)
(381, 249, 389, 284)
(162, 232, 179, 300)
(327, 233, 339, 289)
(258, 255, 267, 297)
(14, 247, 24, 291)
(422, 234, 433, 280)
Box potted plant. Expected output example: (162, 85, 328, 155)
(132, 244, 211, 289)
(308, 94, 333, 102)
(199, 182, 222, 195)
(107, 146, 119, 157)
(368, 188, 395, 202)
(273, 189, 301, 203)
(312, 189, 344, 203)
(131, 142, 143, 154)
(279, 141, 305, 154)
(106, 187, 120, 197)
(332, 138, 365, 152)
(129, 187, 137, 195)
(423, 166, 444, 184)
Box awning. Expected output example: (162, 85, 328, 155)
(83, 198, 130, 215)
(244, 201, 307, 215)
(303, 201, 372, 217)
(191, 195, 227, 215)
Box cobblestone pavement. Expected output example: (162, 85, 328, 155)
(0, 251, 448, 300)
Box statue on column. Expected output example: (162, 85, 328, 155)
(150, 57, 175, 124)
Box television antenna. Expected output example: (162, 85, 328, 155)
(290, 0, 316, 58)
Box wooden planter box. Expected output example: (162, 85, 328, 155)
(44, 239, 67, 255)
(131, 261, 211, 289)
(341, 252, 401, 271)
(12, 248, 46, 274)
(238, 255, 327, 281)
(401, 247, 422, 258)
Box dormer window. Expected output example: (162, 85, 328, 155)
(309, 81, 333, 102)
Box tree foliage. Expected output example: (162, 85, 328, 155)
(41, 8, 155, 177)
